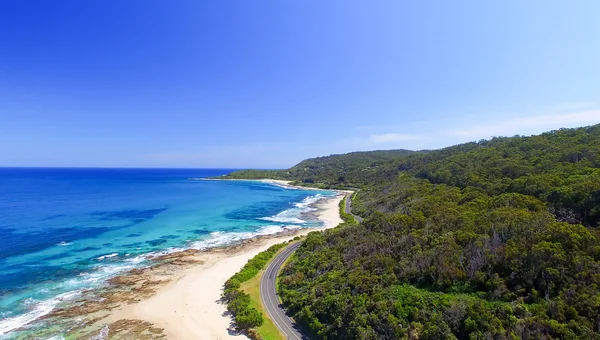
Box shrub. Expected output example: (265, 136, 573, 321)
(236, 307, 264, 329)
(221, 241, 289, 333)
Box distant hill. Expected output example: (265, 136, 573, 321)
(223, 149, 418, 188)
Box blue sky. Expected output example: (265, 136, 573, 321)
(1, 1, 599, 168)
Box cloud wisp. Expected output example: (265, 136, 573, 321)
(369, 133, 420, 143)
(452, 109, 600, 138)
(341, 105, 600, 152)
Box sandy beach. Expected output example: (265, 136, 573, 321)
(101, 189, 345, 339)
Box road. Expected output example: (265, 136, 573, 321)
(344, 192, 364, 223)
(260, 192, 362, 339)
(260, 242, 305, 339)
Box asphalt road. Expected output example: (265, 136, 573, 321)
(260, 242, 305, 340)
(260, 193, 362, 339)
(344, 192, 364, 223)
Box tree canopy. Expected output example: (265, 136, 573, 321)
(229, 124, 600, 339)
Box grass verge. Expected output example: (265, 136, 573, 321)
(339, 194, 358, 224)
(239, 272, 284, 340)
(223, 239, 304, 340)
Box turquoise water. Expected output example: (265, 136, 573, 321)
(0, 168, 333, 337)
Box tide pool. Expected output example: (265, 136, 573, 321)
(0, 168, 333, 337)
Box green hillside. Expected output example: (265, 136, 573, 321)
(226, 124, 600, 339)
(222, 149, 417, 188)
(358, 125, 600, 227)
(272, 124, 600, 339)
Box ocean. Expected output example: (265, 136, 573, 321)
(0, 168, 333, 338)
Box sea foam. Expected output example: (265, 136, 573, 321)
(259, 215, 305, 224)
(0, 290, 82, 336)
(96, 253, 119, 261)
(259, 194, 324, 223)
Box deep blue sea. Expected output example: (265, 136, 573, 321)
(0, 168, 332, 337)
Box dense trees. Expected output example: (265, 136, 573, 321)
(280, 193, 600, 338)
(229, 124, 600, 339)
(224, 149, 416, 188)
(377, 125, 600, 227)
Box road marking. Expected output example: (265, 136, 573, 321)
(261, 244, 303, 340)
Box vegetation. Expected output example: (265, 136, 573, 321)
(227, 125, 600, 228)
(232, 124, 600, 339)
(223, 149, 417, 189)
(239, 274, 284, 340)
(359, 125, 600, 228)
(339, 194, 358, 225)
(222, 242, 289, 337)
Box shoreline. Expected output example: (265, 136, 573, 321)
(199, 177, 327, 191)
(89, 191, 345, 339)
(4, 181, 346, 339)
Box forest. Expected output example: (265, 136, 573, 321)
(223, 149, 416, 188)
(228, 124, 600, 339)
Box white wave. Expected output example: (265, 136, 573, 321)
(294, 194, 323, 209)
(267, 182, 299, 190)
(259, 216, 305, 224)
(259, 194, 325, 225)
(95, 263, 136, 277)
(0, 290, 81, 336)
(1, 254, 155, 336)
(254, 225, 301, 236)
(123, 254, 147, 264)
(46, 336, 66, 340)
(60, 260, 145, 290)
(22, 298, 36, 306)
(56, 241, 72, 246)
(189, 231, 254, 250)
(189, 224, 304, 250)
(96, 253, 118, 261)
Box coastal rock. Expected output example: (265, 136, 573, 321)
(77, 319, 165, 340)
(106, 319, 165, 339)
(154, 248, 200, 261)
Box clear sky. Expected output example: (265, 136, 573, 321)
(1, 1, 599, 168)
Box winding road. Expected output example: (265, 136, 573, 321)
(260, 193, 360, 339)
(260, 241, 305, 340)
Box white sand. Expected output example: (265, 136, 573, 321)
(107, 193, 345, 339)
